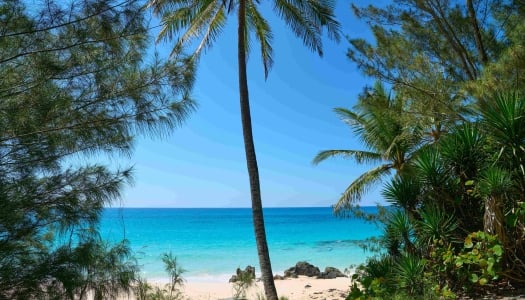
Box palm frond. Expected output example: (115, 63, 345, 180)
(148, 0, 196, 15)
(175, 0, 224, 57)
(477, 167, 512, 197)
(333, 107, 370, 147)
(334, 107, 365, 129)
(154, 1, 200, 42)
(481, 93, 525, 179)
(152, 0, 226, 58)
(247, 0, 273, 78)
(417, 205, 459, 246)
(273, 0, 323, 55)
(333, 164, 391, 213)
(304, 0, 340, 42)
(381, 176, 421, 210)
(193, 3, 227, 57)
(312, 149, 382, 165)
(413, 148, 448, 188)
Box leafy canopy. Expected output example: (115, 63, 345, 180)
(0, 0, 195, 298)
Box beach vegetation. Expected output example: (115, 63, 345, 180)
(162, 252, 186, 299)
(134, 253, 186, 300)
(318, 0, 525, 298)
(147, 0, 340, 298)
(134, 277, 155, 300)
(163, 252, 186, 296)
(232, 267, 255, 299)
(0, 0, 194, 298)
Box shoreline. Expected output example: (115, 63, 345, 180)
(139, 263, 354, 299)
(176, 276, 350, 300)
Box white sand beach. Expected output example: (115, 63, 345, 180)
(180, 276, 350, 300)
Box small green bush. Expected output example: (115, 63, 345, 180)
(232, 267, 255, 299)
(428, 231, 502, 297)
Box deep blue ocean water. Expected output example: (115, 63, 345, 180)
(100, 207, 380, 281)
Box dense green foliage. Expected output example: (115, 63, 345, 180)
(0, 0, 195, 298)
(315, 0, 525, 298)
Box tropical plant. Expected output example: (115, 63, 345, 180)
(314, 82, 424, 213)
(0, 0, 194, 297)
(479, 93, 525, 196)
(395, 254, 427, 297)
(162, 252, 186, 298)
(478, 92, 525, 281)
(336, 0, 525, 296)
(477, 167, 512, 244)
(385, 210, 416, 256)
(232, 267, 255, 300)
(134, 277, 154, 300)
(416, 205, 459, 248)
(347, 256, 396, 299)
(438, 231, 503, 290)
(134, 253, 186, 300)
(147, 0, 340, 298)
(382, 175, 421, 218)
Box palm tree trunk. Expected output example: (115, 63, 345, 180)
(484, 195, 506, 245)
(237, 0, 278, 299)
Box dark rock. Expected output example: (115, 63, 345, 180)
(305, 284, 312, 288)
(317, 266, 347, 279)
(273, 274, 285, 280)
(228, 265, 256, 283)
(325, 267, 346, 277)
(284, 261, 321, 278)
(319, 272, 337, 279)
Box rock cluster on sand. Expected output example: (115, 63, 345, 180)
(320, 267, 346, 279)
(278, 261, 346, 279)
(284, 261, 320, 278)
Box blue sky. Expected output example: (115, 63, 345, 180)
(119, 0, 387, 208)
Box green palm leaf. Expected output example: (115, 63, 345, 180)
(317, 83, 426, 210)
(480, 92, 525, 179)
(312, 149, 383, 165)
(333, 164, 391, 213)
(273, 0, 339, 56)
(381, 176, 421, 212)
(417, 205, 459, 246)
(151, 0, 227, 58)
(246, 0, 273, 77)
(480, 92, 525, 147)
(477, 167, 512, 198)
(334, 107, 366, 130)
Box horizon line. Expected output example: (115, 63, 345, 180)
(104, 205, 384, 209)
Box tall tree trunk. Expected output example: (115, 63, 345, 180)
(237, 0, 278, 299)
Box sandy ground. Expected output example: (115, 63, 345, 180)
(180, 276, 350, 300)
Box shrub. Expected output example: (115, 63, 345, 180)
(232, 267, 256, 299)
(431, 231, 503, 293)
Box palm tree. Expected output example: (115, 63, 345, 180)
(478, 167, 511, 245)
(313, 82, 423, 213)
(480, 92, 525, 197)
(477, 92, 525, 246)
(147, 0, 340, 298)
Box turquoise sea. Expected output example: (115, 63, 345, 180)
(100, 207, 380, 282)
